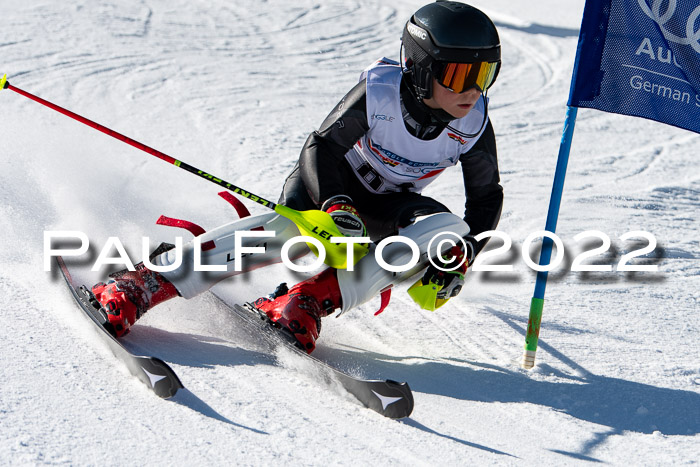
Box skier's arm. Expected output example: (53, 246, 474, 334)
(298, 79, 370, 206)
(459, 120, 504, 256)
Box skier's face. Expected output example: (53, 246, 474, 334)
(424, 79, 481, 119)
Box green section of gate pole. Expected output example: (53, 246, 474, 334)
(522, 297, 544, 368)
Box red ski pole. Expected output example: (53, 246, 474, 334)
(1, 74, 368, 269)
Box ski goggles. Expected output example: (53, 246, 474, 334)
(434, 61, 500, 93)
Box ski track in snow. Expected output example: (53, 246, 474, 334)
(1, 0, 699, 464)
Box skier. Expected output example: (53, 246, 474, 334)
(91, 1, 504, 353)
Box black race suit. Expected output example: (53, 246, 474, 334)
(280, 76, 503, 256)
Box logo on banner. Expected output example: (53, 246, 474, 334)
(637, 0, 700, 53)
(569, 0, 700, 135)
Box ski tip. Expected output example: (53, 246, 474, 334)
(1, 74, 8, 90)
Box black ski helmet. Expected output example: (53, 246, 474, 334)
(402, 1, 501, 101)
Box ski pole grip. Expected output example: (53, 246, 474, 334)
(1, 74, 8, 89)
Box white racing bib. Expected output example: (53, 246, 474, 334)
(345, 58, 488, 194)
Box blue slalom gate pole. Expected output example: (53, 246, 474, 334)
(522, 105, 578, 369)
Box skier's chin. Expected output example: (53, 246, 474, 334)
(446, 106, 470, 119)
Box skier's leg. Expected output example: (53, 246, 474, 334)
(351, 189, 452, 242)
(337, 212, 470, 313)
(252, 183, 461, 353)
(247, 166, 342, 352)
(277, 162, 318, 211)
(92, 212, 307, 337)
(254, 212, 469, 353)
(156, 212, 305, 298)
(90, 162, 319, 338)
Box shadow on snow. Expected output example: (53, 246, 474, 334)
(122, 325, 275, 435)
(117, 302, 698, 459)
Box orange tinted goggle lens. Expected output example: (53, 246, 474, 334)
(437, 62, 499, 93)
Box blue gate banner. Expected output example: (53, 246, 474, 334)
(569, 0, 700, 134)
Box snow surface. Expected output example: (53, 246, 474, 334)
(1, 0, 699, 464)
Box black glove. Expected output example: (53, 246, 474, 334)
(421, 236, 476, 300)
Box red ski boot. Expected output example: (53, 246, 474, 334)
(253, 268, 342, 353)
(91, 263, 179, 338)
